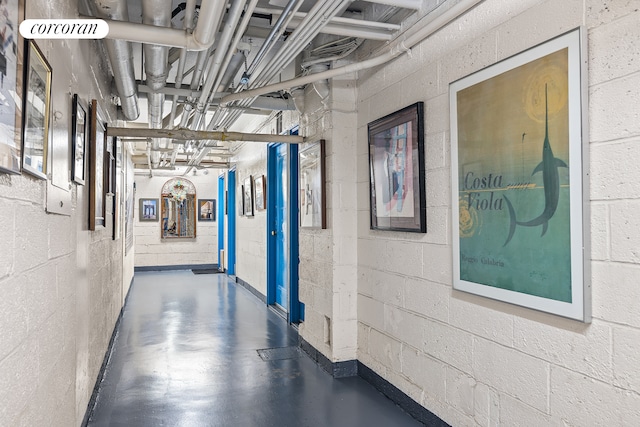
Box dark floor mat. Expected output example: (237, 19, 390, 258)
(192, 269, 222, 274)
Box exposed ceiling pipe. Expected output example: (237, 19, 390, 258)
(100, 0, 226, 50)
(107, 127, 304, 144)
(186, 0, 303, 175)
(191, 0, 247, 131)
(168, 0, 197, 129)
(258, 7, 400, 40)
(366, 0, 423, 9)
(142, 0, 171, 167)
(90, 0, 139, 120)
(221, 0, 484, 105)
(189, 0, 227, 90)
(214, 0, 351, 131)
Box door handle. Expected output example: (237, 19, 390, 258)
(271, 230, 277, 236)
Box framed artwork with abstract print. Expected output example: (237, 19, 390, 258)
(254, 175, 266, 211)
(299, 140, 326, 229)
(450, 27, 590, 322)
(368, 102, 426, 233)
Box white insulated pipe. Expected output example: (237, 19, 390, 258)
(366, 0, 423, 9)
(101, 0, 225, 51)
(91, 0, 139, 120)
(221, 0, 484, 105)
(192, 0, 247, 130)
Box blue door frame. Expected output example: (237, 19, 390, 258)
(227, 169, 237, 275)
(218, 175, 225, 270)
(267, 141, 303, 323)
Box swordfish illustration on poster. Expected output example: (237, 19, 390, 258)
(451, 28, 589, 321)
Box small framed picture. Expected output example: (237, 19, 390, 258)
(198, 199, 216, 221)
(368, 102, 426, 233)
(22, 40, 52, 180)
(89, 100, 106, 230)
(71, 94, 87, 185)
(243, 175, 254, 216)
(299, 141, 326, 229)
(254, 175, 266, 211)
(139, 198, 158, 222)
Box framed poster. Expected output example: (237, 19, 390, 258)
(0, 0, 24, 175)
(89, 99, 106, 230)
(139, 198, 158, 222)
(198, 199, 216, 221)
(71, 94, 86, 185)
(243, 175, 253, 216)
(22, 40, 51, 179)
(299, 141, 326, 228)
(368, 102, 426, 232)
(254, 175, 266, 211)
(450, 28, 589, 321)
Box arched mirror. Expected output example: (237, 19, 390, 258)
(161, 178, 197, 239)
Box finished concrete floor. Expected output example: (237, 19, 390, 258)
(86, 270, 424, 426)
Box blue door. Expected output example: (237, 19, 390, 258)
(218, 175, 225, 270)
(227, 170, 237, 275)
(267, 140, 302, 323)
(275, 145, 288, 309)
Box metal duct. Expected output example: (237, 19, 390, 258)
(142, 0, 171, 166)
(92, 0, 139, 120)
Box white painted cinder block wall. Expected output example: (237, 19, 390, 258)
(134, 173, 221, 267)
(0, 0, 128, 425)
(357, 0, 640, 425)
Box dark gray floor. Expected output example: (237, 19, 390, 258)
(87, 270, 424, 427)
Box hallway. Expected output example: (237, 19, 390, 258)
(86, 271, 424, 426)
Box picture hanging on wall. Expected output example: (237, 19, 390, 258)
(299, 140, 326, 229)
(450, 27, 589, 322)
(254, 174, 266, 211)
(22, 40, 52, 180)
(368, 102, 426, 232)
(89, 100, 106, 230)
(198, 199, 216, 221)
(71, 94, 87, 185)
(0, 0, 24, 175)
(243, 175, 254, 216)
(139, 198, 158, 222)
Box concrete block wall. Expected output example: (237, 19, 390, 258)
(356, 0, 640, 425)
(0, 0, 126, 424)
(232, 142, 269, 296)
(134, 173, 220, 267)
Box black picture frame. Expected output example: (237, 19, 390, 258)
(368, 102, 426, 233)
(71, 94, 86, 185)
(243, 176, 254, 216)
(198, 199, 216, 221)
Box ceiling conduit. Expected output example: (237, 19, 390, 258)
(91, 0, 139, 120)
(221, 0, 484, 105)
(142, 0, 171, 167)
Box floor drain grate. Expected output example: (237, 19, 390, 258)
(257, 346, 301, 361)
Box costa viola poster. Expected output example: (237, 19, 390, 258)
(449, 28, 590, 322)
